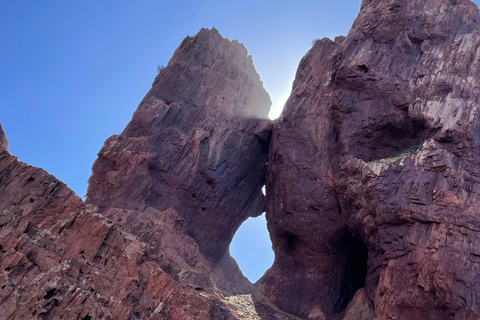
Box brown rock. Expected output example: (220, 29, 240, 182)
(259, 0, 480, 319)
(342, 289, 374, 320)
(0, 29, 293, 319)
(5, 0, 480, 318)
(0, 140, 227, 319)
(86, 27, 272, 295)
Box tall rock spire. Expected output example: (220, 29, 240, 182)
(0, 29, 286, 320)
(87, 27, 272, 295)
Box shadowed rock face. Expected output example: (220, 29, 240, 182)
(258, 0, 480, 319)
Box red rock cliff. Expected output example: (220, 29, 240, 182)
(86, 27, 272, 296)
(3, 0, 480, 319)
(258, 0, 480, 319)
(0, 29, 293, 320)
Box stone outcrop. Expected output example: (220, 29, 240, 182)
(3, 0, 480, 319)
(0, 29, 293, 319)
(0, 150, 225, 319)
(258, 0, 480, 319)
(86, 27, 272, 296)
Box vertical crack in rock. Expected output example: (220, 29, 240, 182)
(334, 229, 368, 313)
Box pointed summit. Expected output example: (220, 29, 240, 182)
(87, 28, 273, 295)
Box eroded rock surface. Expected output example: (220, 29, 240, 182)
(86, 27, 272, 296)
(0, 29, 295, 320)
(0, 142, 234, 319)
(3, 0, 480, 319)
(259, 0, 480, 319)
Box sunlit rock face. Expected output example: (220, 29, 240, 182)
(86, 27, 272, 295)
(258, 0, 480, 319)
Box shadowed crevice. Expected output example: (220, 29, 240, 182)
(334, 229, 368, 313)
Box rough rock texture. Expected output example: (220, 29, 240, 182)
(4, 0, 480, 319)
(0, 142, 270, 319)
(86, 27, 272, 296)
(259, 0, 480, 319)
(342, 289, 374, 320)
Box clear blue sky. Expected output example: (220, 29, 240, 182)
(0, 0, 361, 282)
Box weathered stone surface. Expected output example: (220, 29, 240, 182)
(86, 27, 272, 295)
(259, 0, 480, 319)
(0, 29, 293, 319)
(4, 0, 480, 318)
(342, 289, 374, 320)
(0, 142, 225, 319)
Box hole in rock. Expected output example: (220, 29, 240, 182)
(230, 213, 274, 282)
(43, 288, 57, 300)
(283, 232, 297, 255)
(334, 229, 368, 313)
(357, 64, 369, 73)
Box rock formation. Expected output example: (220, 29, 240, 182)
(0, 150, 224, 319)
(258, 0, 480, 319)
(86, 27, 272, 296)
(0, 29, 291, 319)
(3, 0, 480, 319)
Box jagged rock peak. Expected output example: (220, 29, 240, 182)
(0, 122, 7, 152)
(87, 27, 272, 296)
(138, 27, 271, 124)
(0, 28, 289, 319)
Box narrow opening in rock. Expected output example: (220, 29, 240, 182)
(335, 229, 368, 313)
(43, 288, 57, 300)
(230, 213, 274, 283)
(283, 232, 297, 254)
